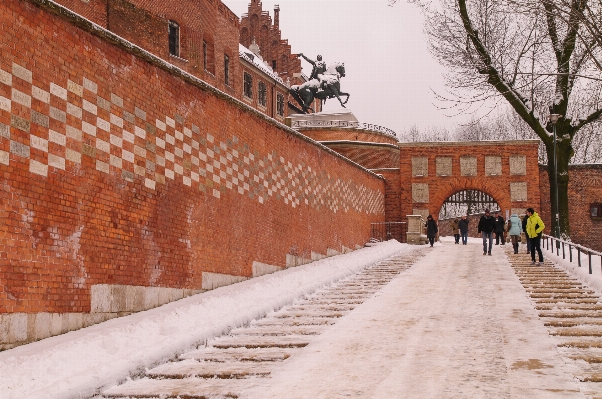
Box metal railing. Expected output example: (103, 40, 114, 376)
(371, 222, 407, 243)
(291, 120, 398, 138)
(542, 234, 602, 275)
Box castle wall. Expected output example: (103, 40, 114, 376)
(539, 164, 602, 252)
(0, 0, 385, 348)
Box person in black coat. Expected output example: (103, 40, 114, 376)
(493, 211, 506, 245)
(425, 214, 438, 247)
(478, 209, 495, 255)
(458, 215, 470, 245)
(521, 212, 530, 254)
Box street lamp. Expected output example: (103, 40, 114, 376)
(548, 110, 562, 241)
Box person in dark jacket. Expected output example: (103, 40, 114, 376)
(425, 214, 438, 247)
(493, 211, 506, 245)
(521, 212, 531, 254)
(478, 209, 495, 255)
(451, 218, 460, 244)
(458, 215, 469, 245)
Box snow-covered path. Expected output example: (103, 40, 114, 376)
(241, 241, 585, 398)
(2, 239, 598, 398)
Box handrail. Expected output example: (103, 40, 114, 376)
(542, 234, 602, 275)
(290, 120, 398, 138)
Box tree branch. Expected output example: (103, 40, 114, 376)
(457, 0, 550, 144)
(575, 107, 602, 130)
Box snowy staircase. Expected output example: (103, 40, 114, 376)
(508, 254, 602, 398)
(101, 250, 425, 398)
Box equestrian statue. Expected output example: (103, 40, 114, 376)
(289, 53, 350, 114)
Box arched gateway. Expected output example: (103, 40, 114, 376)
(398, 141, 541, 221)
(290, 112, 541, 242)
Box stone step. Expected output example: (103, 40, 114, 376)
(211, 334, 311, 349)
(229, 325, 325, 336)
(179, 347, 297, 362)
(274, 310, 346, 319)
(147, 360, 274, 379)
(545, 319, 602, 327)
(103, 377, 258, 398)
(252, 317, 337, 327)
(550, 329, 602, 337)
(536, 305, 602, 311)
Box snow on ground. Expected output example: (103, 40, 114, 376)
(241, 238, 585, 398)
(0, 241, 407, 399)
(541, 239, 602, 293)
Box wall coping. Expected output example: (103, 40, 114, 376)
(397, 139, 540, 148)
(320, 141, 401, 152)
(27, 0, 383, 181)
(539, 163, 602, 170)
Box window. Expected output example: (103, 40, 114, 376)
(272, 60, 277, 71)
(258, 81, 267, 107)
(224, 54, 230, 86)
(276, 93, 285, 117)
(203, 40, 207, 70)
(243, 72, 253, 99)
(168, 21, 180, 57)
(591, 203, 602, 219)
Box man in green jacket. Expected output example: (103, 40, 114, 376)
(526, 207, 545, 265)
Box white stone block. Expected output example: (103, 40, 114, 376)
(12, 63, 32, 83)
(0, 150, 9, 165)
(32, 86, 50, 103)
(48, 154, 65, 170)
(0, 95, 10, 112)
(252, 261, 283, 277)
(29, 160, 48, 177)
(50, 82, 67, 100)
(202, 272, 247, 290)
(311, 251, 326, 261)
(90, 284, 112, 313)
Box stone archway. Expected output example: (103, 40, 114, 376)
(438, 189, 500, 220)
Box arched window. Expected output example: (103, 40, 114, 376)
(168, 21, 180, 57)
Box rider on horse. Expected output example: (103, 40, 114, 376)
(298, 53, 327, 82)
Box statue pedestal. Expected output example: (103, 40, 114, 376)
(286, 110, 359, 129)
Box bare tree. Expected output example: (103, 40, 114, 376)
(398, 124, 454, 142)
(391, 0, 602, 239)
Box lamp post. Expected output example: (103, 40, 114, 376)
(548, 112, 562, 241)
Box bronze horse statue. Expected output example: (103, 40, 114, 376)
(289, 62, 350, 113)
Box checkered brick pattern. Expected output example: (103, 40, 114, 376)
(0, 63, 384, 216)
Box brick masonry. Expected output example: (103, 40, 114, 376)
(0, 0, 385, 342)
(398, 141, 541, 223)
(539, 164, 602, 252)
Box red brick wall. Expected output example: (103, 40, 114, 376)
(0, 0, 385, 314)
(539, 164, 602, 251)
(51, 0, 240, 95)
(373, 169, 402, 223)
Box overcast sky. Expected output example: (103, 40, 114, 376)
(226, 0, 462, 135)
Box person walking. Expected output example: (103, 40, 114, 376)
(478, 209, 495, 255)
(425, 215, 438, 248)
(526, 207, 545, 265)
(458, 215, 469, 245)
(494, 211, 506, 245)
(451, 218, 460, 244)
(507, 212, 522, 254)
(522, 212, 531, 254)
